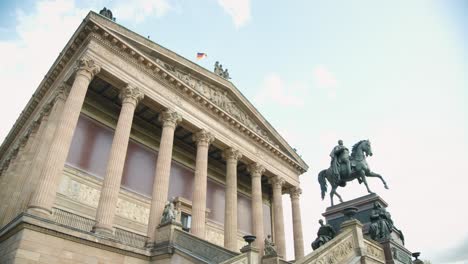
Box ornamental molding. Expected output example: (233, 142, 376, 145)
(159, 109, 182, 128)
(289, 187, 302, 199)
(119, 84, 144, 105)
(222, 147, 242, 162)
(193, 129, 215, 146)
(269, 176, 285, 190)
(247, 163, 265, 177)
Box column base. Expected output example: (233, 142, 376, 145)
(27, 206, 53, 219)
(92, 224, 115, 238)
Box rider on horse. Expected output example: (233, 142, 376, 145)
(329, 140, 351, 184)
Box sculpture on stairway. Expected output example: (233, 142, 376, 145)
(311, 219, 336, 250)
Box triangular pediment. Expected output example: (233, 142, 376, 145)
(88, 12, 308, 171)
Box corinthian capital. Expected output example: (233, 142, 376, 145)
(289, 186, 302, 199)
(248, 163, 265, 177)
(193, 129, 214, 146)
(269, 176, 285, 190)
(75, 58, 101, 80)
(119, 85, 144, 106)
(222, 147, 242, 162)
(159, 109, 182, 128)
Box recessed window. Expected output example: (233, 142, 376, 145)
(181, 212, 192, 232)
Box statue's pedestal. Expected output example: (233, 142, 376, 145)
(381, 239, 413, 264)
(322, 194, 412, 263)
(323, 193, 386, 233)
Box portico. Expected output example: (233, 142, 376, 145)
(0, 11, 308, 262)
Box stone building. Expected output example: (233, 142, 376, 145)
(0, 10, 309, 263)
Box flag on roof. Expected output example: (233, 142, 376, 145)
(196, 53, 207, 60)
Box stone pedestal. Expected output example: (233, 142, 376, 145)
(323, 193, 387, 233)
(323, 194, 411, 264)
(381, 239, 413, 264)
(262, 255, 281, 264)
(154, 221, 183, 246)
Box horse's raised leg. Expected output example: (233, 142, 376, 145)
(359, 171, 374, 194)
(366, 171, 389, 189)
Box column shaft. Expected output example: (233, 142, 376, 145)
(0, 141, 27, 224)
(290, 187, 304, 259)
(223, 148, 242, 251)
(93, 85, 143, 235)
(20, 88, 67, 212)
(191, 130, 214, 238)
(2, 121, 41, 225)
(28, 59, 100, 217)
(271, 177, 286, 257)
(248, 163, 265, 252)
(146, 110, 182, 246)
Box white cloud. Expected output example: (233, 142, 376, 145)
(217, 0, 251, 28)
(0, 0, 88, 142)
(255, 73, 305, 107)
(312, 65, 338, 98)
(113, 0, 171, 23)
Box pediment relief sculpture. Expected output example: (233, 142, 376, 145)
(151, 57, 278, 147)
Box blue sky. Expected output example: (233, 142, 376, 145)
(0, 0, 467, 262)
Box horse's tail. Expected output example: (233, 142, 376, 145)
(318, 170, 328, 200)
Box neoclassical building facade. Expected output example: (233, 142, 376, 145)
(0, 11, 309, 263)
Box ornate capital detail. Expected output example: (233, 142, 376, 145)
(159, 109, 182, 128)
(119, 84, 144, 106)
(248, 163, 265, 177)
(19, 135, 29, 147)
(40, 102, 53, 118)
(289, 187, 302, 199)
(75, 58, 101, 80)
(55, 83, 70, 101)
(222, 147, 242, 162)
(193, 129, 214, 146)
(269, 176, 285, 190)
(28, 120, 40, 135)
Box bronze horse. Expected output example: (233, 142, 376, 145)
(318, 140, 389, 206)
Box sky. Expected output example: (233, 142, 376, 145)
(0, 0, 467, 262)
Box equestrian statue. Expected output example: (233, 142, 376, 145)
(318, 139, 389, 206)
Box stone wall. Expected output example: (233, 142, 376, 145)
(0, 229, 147, 264)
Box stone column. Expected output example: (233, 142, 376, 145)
(191, 129, 214, 238)
(146, 109, 182, 246)
(0, 138, 28, 224)
(2, 121, 41, 225)
(222, 148, 242, 251)
(92, 85, 144, 236)
(270, 176, 286, 258)
(20, 86, 67, 211)
(248, 163, 265, 251)
(28, 58, 100, 217)
(289, 187, 304, 260)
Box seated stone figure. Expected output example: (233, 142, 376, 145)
(311, 219, 336, 250)
(160, 201, 177, 225)
(264, 235, 278, 257)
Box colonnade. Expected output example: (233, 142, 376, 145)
(25, 58, 305, 259)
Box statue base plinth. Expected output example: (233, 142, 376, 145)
(381, 239, 413, 264)
(322, 194, 412, 263)
(323, 193, 387, 233)
(262, 255, 281, 264)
